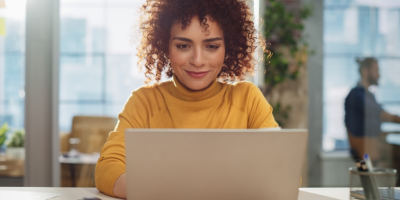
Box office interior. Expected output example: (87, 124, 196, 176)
(0, 0, 399, 189)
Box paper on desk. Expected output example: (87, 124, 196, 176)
(0, 191, 62, 200)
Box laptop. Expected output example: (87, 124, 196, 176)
(125, 129, 308, 200)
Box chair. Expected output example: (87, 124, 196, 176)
(69, 116, 117, 153)
(60, 116, 117, 187)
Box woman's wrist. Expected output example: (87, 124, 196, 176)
(113, 173, 127, 199)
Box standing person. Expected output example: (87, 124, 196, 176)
(345, 57, 400, 165)
(95, 0, 278, 198)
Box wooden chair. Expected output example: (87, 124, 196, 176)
(60, 116, 117, 187)
(70, 116, 117, 154)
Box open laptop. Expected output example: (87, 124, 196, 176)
(125, 129, 308, 200)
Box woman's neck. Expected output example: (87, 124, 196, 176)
(169, 74, 221, 101)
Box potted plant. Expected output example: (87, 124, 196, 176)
(0, 123, 8, 155)
(6, 129, 25, 160)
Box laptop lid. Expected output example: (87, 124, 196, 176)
(125, 129, 308, 200)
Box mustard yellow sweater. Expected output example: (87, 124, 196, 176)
(95, 76, 278, 196)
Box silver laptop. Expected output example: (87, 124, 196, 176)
(125, 129, 308, 200)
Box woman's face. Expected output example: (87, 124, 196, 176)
(169, 16, 225, 91)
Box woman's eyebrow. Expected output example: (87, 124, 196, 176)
(172, 37, 192, 42)
(172, 37, 223, 43)
(203, 37, 223, 42)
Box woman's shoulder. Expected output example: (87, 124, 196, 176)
(127, 80, 173, 105)
(224, 81, 266, 109)
(226, 81, 261, 95)
(132, 80, 173, 95)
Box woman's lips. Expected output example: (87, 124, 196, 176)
(185, 70, 210, 78)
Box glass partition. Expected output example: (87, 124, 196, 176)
(323, 0, 400, 151)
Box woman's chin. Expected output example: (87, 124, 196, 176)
(185, 84, 209, 91)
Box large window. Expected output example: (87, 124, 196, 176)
(323, 0, 400, 151)
(0, 0, 26, 131)
(59, 0, 146, 131)
(59, 0, 260, 132)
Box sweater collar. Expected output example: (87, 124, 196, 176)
(169, 74, 221, 101)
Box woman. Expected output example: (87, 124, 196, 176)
(95, 0, 278, 198)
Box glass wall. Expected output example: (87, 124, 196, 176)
(59, 0, 146, 132)
(323, 0, 400, 151)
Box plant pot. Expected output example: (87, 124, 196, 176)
(6, 147, 25, 160)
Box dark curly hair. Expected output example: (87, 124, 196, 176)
(137, 0, 264, 83)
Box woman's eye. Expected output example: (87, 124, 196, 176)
(177, 44, 190, 49)
(207, 45, 220, 50)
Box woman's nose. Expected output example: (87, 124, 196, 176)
(189, 47, 205, 68)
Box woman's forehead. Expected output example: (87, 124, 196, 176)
(170, 16, 224, 40)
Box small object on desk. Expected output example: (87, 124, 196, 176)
(364, 154, 374, 172)
(356, 159, 367, 171)
(352, 155, 381, 200)
(82, 197, 102, 200)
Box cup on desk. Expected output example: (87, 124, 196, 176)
(349, 167, 397, 200)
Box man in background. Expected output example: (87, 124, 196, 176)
(344, 57, 400, 166)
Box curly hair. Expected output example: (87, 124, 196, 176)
(137, 0, 263, 83)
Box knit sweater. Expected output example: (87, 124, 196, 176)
(95, 76, 278, 196)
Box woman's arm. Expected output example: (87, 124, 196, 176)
(95, 91, 149, 198)
(245, 83, 279, 128)
(113, 173, 127, 198)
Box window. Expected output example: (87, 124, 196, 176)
(59, 0, 146, 131)
(0, 0, 26, 131)
(323, 0, 400, 151)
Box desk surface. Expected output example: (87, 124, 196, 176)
(0, 187, 363, 200)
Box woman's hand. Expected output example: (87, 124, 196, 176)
(113, 173, 127, 199)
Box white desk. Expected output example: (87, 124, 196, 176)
(0, 187, 357, 200)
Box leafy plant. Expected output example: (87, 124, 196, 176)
(271, 103, 291, 126)
(263, 0, 312, 126)
(0, 123, 8, 147)
(263, 0, 312, 86)
(7, 129, 25, 148)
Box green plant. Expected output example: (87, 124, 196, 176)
(271, 103, 291, 127)
(7, 129, 25, 148)
(0, 123, 8, 147)
(263, 0, 312, 126)
(263, 0, 312, 87)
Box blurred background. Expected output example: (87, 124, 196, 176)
(0, 0, 399, 188)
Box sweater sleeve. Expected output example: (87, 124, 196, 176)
(246, 83, 279, 129)
(95, 91, 149, 197)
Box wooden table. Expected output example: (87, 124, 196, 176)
(0, 187, 364, 200)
